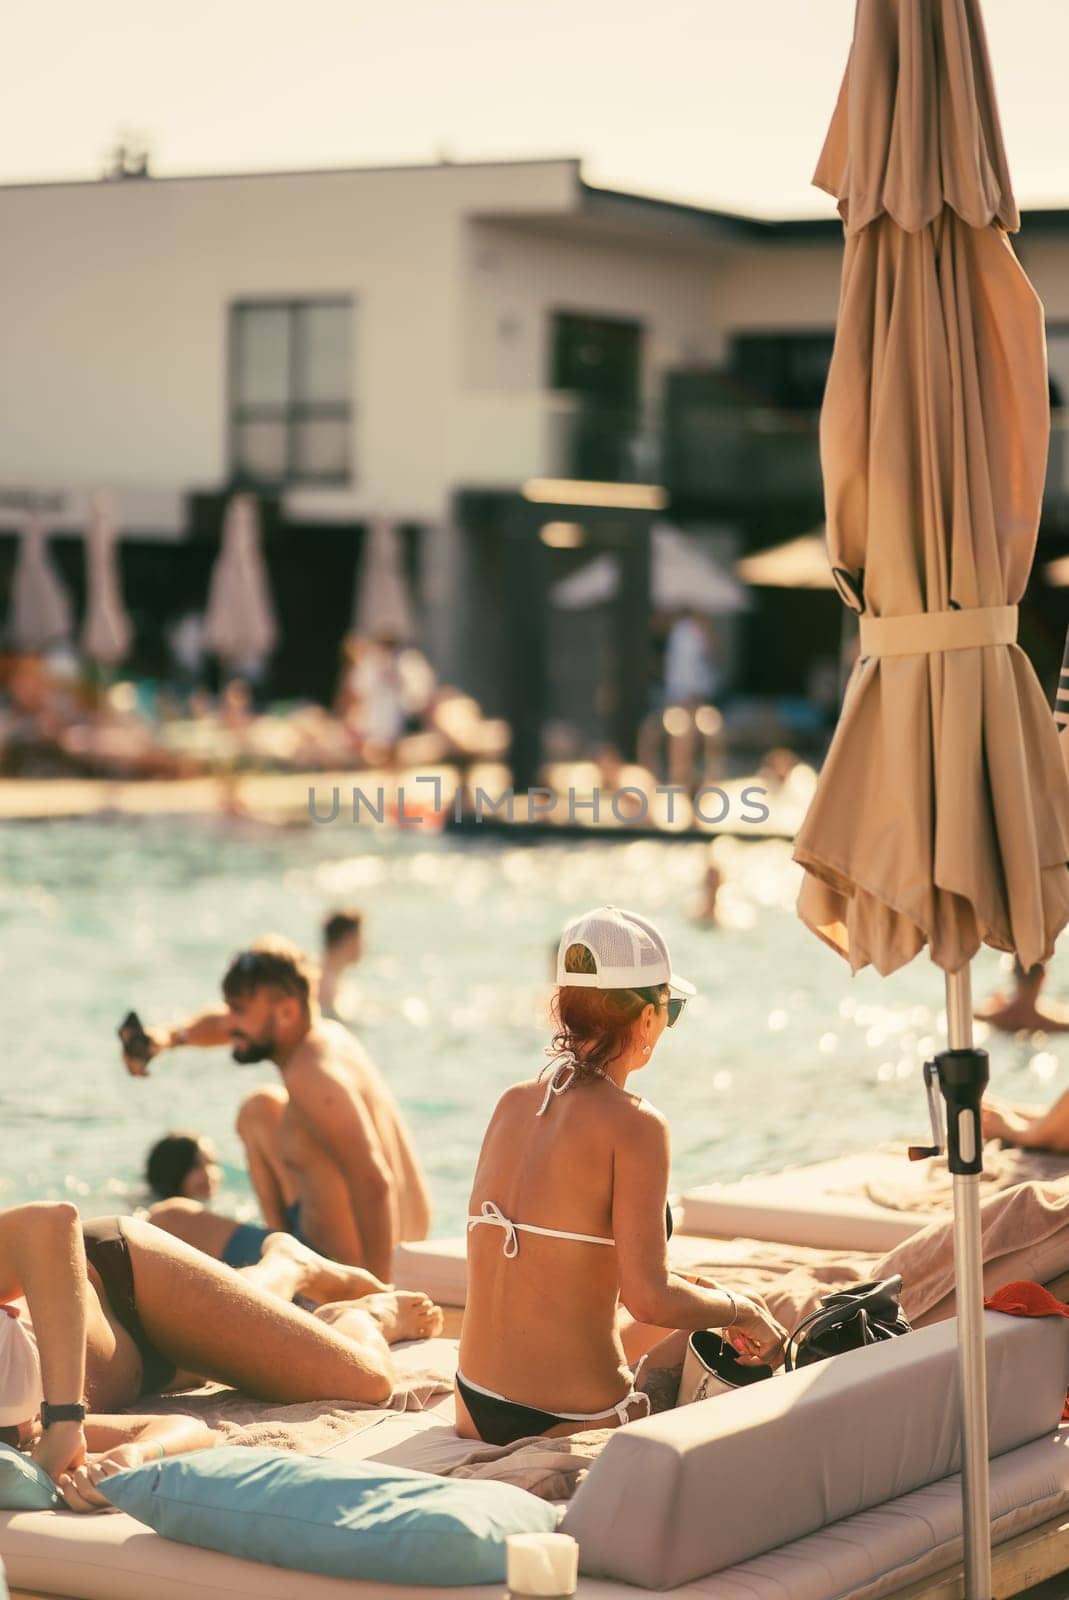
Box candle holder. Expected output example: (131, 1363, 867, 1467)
(505, 1531, 579, 1597)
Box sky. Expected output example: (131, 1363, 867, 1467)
(5, 0, 1069, 218)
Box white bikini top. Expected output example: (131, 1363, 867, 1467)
(467, 1059, 616, 1257)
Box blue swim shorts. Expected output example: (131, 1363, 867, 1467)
(220, 1202, 304, 1270)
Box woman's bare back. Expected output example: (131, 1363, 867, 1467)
(458, 1074, 654, 1420)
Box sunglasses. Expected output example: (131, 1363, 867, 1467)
(665, 996, 687, 1028)
(640, 992, 688, 1030)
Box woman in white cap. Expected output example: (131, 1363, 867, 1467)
(456, 906, 787, 1445)
(0, 1201, 442, 1508)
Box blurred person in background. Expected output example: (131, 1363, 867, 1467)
(319, 907, 365, 1021)
(145, 1132, 221, 1204)
(336, 633, 404, 760)
(976, 956, 1069, 1035)
(692, 849, 724, 927)
(663, 610, 718, 709)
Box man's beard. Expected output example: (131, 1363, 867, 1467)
(231, 1038, 273, 1064)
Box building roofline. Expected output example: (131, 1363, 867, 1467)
(0, 153, 582, 196)
(1, 154, 1067, 239)
(579, 179, 1069, 239)
(578, 178, 839, 239)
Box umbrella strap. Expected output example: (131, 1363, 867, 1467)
(859, 604, 1017, 658)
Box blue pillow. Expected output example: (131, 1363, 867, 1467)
(102, 1447, 557, 1585)
(0, 1444, 60, 1510)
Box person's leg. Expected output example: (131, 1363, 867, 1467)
(121, 1217, 394, 1404)
(241, 1230, 386, 1304)
(974, 959, 1069, 1033)
(236, 1086, 295, 1227)
(147, 1198, 244, 1261)
(315, 1294, 444, 1345)
(634, 1329, 690, 1414)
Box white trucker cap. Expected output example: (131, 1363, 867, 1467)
(556, 906, 696, 995)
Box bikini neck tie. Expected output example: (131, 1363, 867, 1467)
(537, 1057, 577, 1117)
(470, 1199, 519, 1258)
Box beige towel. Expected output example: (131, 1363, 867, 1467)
(144, 1367, 452, 1454)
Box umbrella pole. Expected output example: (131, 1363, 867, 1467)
(944, 966, 993, 1600)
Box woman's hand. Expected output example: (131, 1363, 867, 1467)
(32, 1419, 87, 1484)
(726, 1295, 788, 1368)
(56, 1443, 154, 1513)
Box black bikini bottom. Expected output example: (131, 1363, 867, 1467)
(456, 1373, 573, 1445)
(82, 1217, 177, 1395)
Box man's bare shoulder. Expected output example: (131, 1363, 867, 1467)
(319, 1018, 383, 1081)
(283, 1032, 349, 1090)
(285, 1023, 385, 1099)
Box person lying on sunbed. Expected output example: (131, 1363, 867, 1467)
(456, 906, 786, 1446)
(0, 1202, 443, 1506)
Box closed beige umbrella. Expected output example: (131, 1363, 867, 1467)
(796, 0, 1069, 976)
(8, 513, 72, 653)
(1059, 629, 1069, 775)
(793, 2, 1069, 1592)
(81, 491, 132, 668)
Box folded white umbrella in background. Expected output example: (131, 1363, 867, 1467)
(353, 518, 416, 641)
(81, 490, 132, 668)
(204, 494, 278, 671)
(553, 525, 749, 615)
(8, 513, 72, 653)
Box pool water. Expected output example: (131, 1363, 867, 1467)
(2, 817, 1066, 1235)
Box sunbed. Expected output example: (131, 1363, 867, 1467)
(3, 1317, 1069, 1600)
(677, 1149, 932, 1252)
(677, 1143, 1069, 1253)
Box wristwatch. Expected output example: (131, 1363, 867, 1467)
(40, 1401, 86, 1429)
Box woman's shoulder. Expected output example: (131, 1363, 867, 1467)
(490, 1079, 543, 1116)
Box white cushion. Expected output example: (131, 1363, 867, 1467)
(688, 1427, 1069, 1600)
(562, 1311, 1069, 1588)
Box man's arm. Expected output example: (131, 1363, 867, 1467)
(0, 1203, 88, 1480)
(287, 1059, 398, 1280)
(58, 1414, 219, 1511)
(122, 1008, 232, 1077)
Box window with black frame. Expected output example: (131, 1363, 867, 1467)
(229, 299, 354, 486)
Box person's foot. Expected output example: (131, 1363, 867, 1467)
(974, 990, 1069, 1033)
(260, 1231, 389, 1303)
(980, 1098, 1046, 1147)
(316, 1290, 444, 1344)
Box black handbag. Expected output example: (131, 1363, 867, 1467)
(784, 1275, 911, 1371)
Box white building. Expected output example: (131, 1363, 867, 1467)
(1, 156, 1066, 712)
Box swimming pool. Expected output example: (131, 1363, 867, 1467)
(2, 817, 1065, 1234)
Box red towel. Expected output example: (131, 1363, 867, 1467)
(984, 1281, 1069, 1418)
